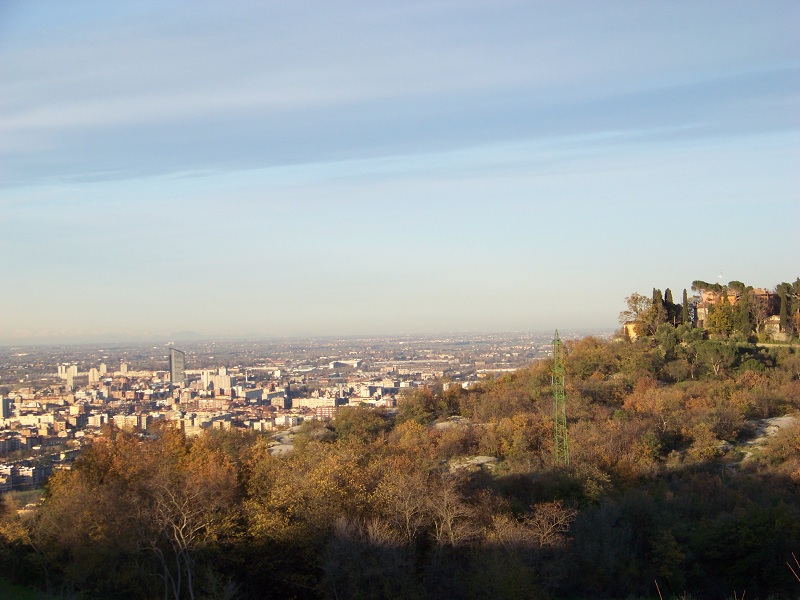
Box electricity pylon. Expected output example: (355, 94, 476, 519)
(552, 330, 569, 466)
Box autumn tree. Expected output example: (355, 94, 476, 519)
(25, 427, 241, 600)
(706, 294, 736, 337)
(373, 455, 431, 543)
(332, 406, 391, 443)
(148, 434, 240, 600)
(619, 292, 651, 326)
(619, 292, 665, 336)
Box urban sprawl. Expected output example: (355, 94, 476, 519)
(0, 332, 602, 496)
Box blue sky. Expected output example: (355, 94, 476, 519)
(1, 1, 798, 343)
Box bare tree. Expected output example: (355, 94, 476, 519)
(523, 501, 578, 548)
(751, 292, 771, 335)
(148, 451, 238, 600)
(375, 465, 430, 543)
(426, 473, 478, 547)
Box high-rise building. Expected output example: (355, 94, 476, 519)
(99, 363, 107, 375)
(169, 349, 186, 388)
(201, 370, 214, 390)
(57, 364, 78, 379)
(120, 362, 128, 374)
(1, 397, 12, 420)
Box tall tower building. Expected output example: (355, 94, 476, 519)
(1, 397, 12, 420)
(201, 370, 213, 390)
(169, 348, 187, 388)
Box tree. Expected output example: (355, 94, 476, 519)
(322, 516, 417, 600)
(727, 280, 747, 294)
(620, 293, 665, 337)
(791, 278, 800, 334)
(694, 340, 737, 377)
(778, 283, 789, 332)
(374, 456, 430, 543)
(148, 437, 239, 600)
(692, 280, 723, 294)
(332, 406, 391, 443)
(427, 473, 478, 547)
(523, 501, 578, 548)
(619, 293, 650, 325)
(27, 427, 240, 600)
(734, 288, 754, 335)
(396, 387, 437, 424)
(706, 295, 735, 337)
(653, 288, 664, 308)
(681, 289, 690, 326)
(644, 299, 668, 336)
(663, 288, 679, 325)
(750, 290, 771, 335)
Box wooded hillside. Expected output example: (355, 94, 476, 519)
(2, 320, 799, 599)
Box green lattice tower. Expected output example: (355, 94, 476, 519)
(552, 330, 569, 466)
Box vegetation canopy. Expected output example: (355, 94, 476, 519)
(1, 278, 799, 599)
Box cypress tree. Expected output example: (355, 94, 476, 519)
(682, 289, 689, 325)
(653, 288, 663, 307)
(779, 285, 788, 331)
(664, 288, 675, 324)
(735, 289, 753, 335)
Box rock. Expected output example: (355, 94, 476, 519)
(449, 455, 498, 472)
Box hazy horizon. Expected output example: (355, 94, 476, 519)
(0, 326, 616, 348)
(2, 2, 798, 344)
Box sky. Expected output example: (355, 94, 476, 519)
(0, 1, 798, 344)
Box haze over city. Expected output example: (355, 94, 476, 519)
(1, 1, 798, 344)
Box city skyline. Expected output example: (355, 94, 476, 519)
(1, 2, 798, 344)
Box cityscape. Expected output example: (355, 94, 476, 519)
(0, 331, 605, 493)
(1, 1, 797, 598)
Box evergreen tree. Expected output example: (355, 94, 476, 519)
(734, 288, 753, 335)
(778, 284, 788, 332)
(681, 289, 689, 326)
(792, 278, 800, 334)
(664, 288, 675, 323)
(653, 289, 664, 308)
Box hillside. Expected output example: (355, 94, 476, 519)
(1, 293, 800, 599)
